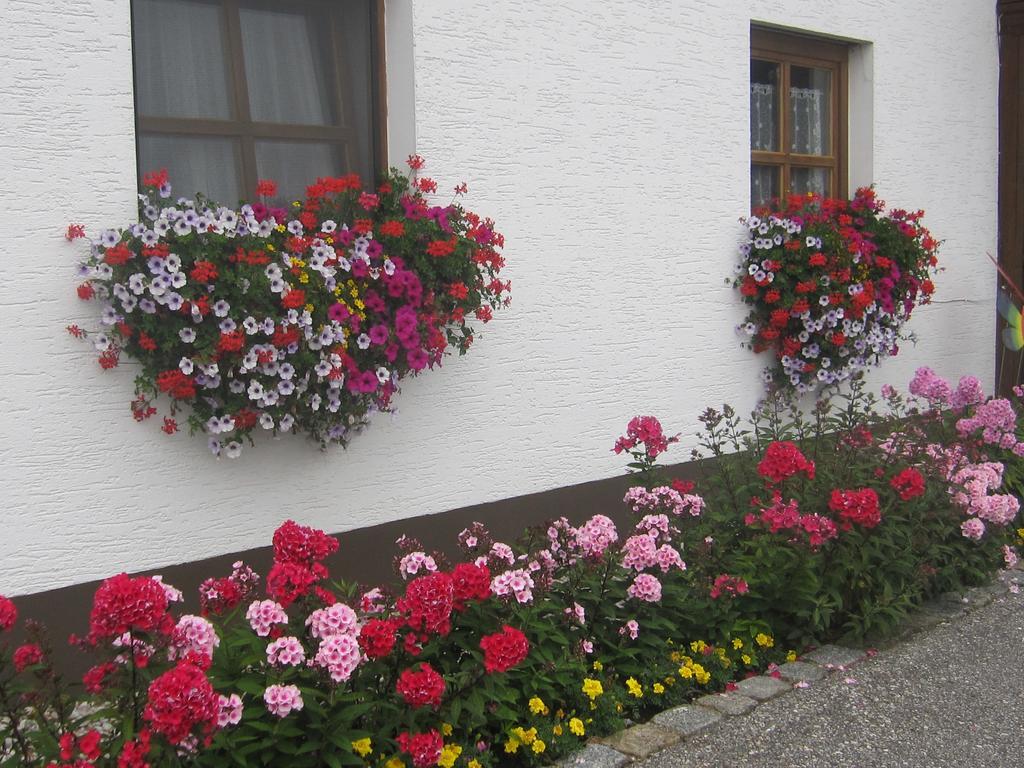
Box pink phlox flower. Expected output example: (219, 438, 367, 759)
(575, 515, 619, 558)
(627, 573, 662, 603)
(399, 551, 438, 580)
(170, 615, 219, 661)
(306, 603, 360, 639)
(655, 544, 685, 573)
(217, 693, 244, 727)
(491, 568, 535, 605)
(961, 517, 986, 540)
(314, 633, 362, 682)
(950, 376, 985, 409)
(245, 599, 288, 637)
(618, 619, 640, 640)
(621, 534, 658, 572)
(908, 366, 952, 404)
(266, 635, 306, 667)
(263, 684, 303, 718)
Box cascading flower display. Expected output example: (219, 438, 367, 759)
(734, 188, 938, 392)
(69, 159, 508, 457)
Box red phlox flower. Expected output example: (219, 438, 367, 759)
(358, 618, 399, 659)
(451, 562, 491, 610)
(890, 467, 926, 501)
(479, 625, 529, 673)
(397, 573, 454, 636)
(88, 574, 171, 643)
(83, 662, 117, 693)
(757, 441, 815, 484)
(396, 662, 446, 708)
(266, 562, 318, 608)
(829, 488, 882, 530)
(272, 520, 339, 567)
(13, 643, 43, 672)
(143, 659, 219, 746)
(709, 574, 749, 599)
(397, 730, 443, 768)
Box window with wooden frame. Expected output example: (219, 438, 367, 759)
(750, 28, 848, 209)
(130, 0, 386, 205)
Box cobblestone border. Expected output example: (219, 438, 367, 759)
(555, 568, 1024, 766)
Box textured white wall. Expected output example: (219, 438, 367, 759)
(0, 0, 998, 596)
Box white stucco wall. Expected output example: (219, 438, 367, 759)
(0, 0, 997, 596)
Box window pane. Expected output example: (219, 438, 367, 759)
(751, 164, 780, 208)
(790, 167, 831, 198)
(751, 59, 780, 152)
(132, 0, 232, 119)
(790, 66, 831, 155)
(239, 3, 338, 125)
(138, 134, 243, 204)
(255, 140, 344, 203)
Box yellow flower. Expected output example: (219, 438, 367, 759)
(592, 660, 603, 671)
(653, 683, 665, 694)
(354, 299, 365, 310)
(504, 739, 519, 754)
(555, 709, 564, 720)
(732, 638, 744, 650)
(615, 702, 623, 712)
(755, 633, 774, 648)
(384, 759, 404, 768)
(582, 679, 604, 700)
(512, 727, 537, 746)
(678, 666, 694, 680)
(682, 656, 694, 667)
(532, 740, 546, 755)
(441, 723, 453, 737)
(468, 761, 482, 768)
(267, 244, 275, 252)
(553, 725, 563, 736)
(298, 272, 310, 284)
(626, 677, 643, 698)
(528, 697, 548, 716)
(690, 640, 706, 653)
(276, 224, 286, 232)
(663, 676, 675, 686)
(569, 718, 585, 737)
(438, 744, 462, 768)
(304, 303, 314, 313)
(742, 654, 752, 665)
(292, 201, 301, 208)
(669, 651, 682, 663)
(351, 738, 372, 757)
(692, 664, 710, 684)
(786, 650, 798, 662)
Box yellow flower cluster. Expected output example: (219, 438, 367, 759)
(677, 655, 711, 685)
(582, 678, 604, 701)
(568, 717, 585, 737)
(755, 633, 774, 648)
(625, 677, 643, 698)
(437, 744, 462, 768)
(505, 727, 545, 755)
(528, 696, 549, 716)
(350, 738, 372, 757)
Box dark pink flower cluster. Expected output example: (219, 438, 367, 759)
(266, 521, 339, 607)
(199, 561, 259, 617)
(829, 488, 882, 530)
(744, 493, 838, 547)
(613, 416, 679, 460)
(396, 662, 446, 708)
(0, 596, 17, 631)
(143, 658, 220, 747)
(88, 574, 172, 643)
(710, 574, 749, 599)
(890, 467, 926, 501)
(398, 573, 454, 637)
(397, 729, 444, 768)
(451, 562, 491, 610)
(479, 625, 529, 673)
(757, 441, 815, 485)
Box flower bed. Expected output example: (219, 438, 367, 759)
(733, 189, 938, 392)
(67, 158, 508, 457)
(1, 369, 1020, 767)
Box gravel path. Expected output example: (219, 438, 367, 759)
(633, 582, 1024, 768)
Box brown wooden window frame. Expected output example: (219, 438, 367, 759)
(130, 0, 388, 197)
(751, 27, 848, 206)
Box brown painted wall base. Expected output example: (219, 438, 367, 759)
(13, 460, 701, 677)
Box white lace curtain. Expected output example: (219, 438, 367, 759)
(750, 83, 825, 155)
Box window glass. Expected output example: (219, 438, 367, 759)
(751, 164, 780, 209)
(239, 4, 338, 126)
(789, 66, 831, 156)
(254, 140, 344, 203)
(133, 0, 232, 120)
(750, 59, 780, 152)
(790, 167, 831, 198)
(137, 135, 243, 203)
